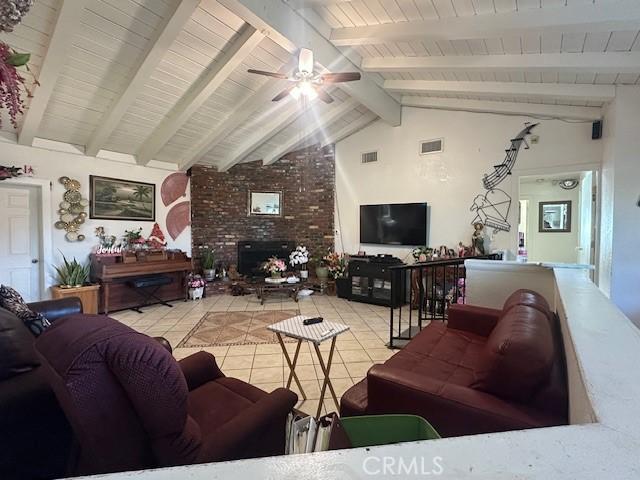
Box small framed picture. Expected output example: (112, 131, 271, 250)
(539, 200, 571, 233)
(248, 190, 282, 216)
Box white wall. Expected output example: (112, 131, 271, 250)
(335, 107, 602, 261)
(519, 179, 581, 263)
(0, 139, 191, 297)
(600, 86, 640, 326)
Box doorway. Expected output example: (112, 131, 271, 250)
(0, 184, 43, 301)
(518, 170, 597, 268)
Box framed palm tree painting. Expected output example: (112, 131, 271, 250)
(89, 175, 156, 221)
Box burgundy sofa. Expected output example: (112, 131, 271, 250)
(0, 297, 81, 480)
(35, 314, 298, 476)
(341, 289, 568, 437)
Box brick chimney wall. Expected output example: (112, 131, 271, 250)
(190, 145, 335, 268)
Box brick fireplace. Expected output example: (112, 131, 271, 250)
(190, 145, 335, 269)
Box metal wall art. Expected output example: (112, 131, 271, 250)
(482, 123, 538, 190)
(469, 123, 539, 233)
(55, 176, 89, 242)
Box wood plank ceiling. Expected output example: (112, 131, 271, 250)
(1, 0, 638, 170)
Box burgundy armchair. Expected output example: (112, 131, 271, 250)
(35, 314, 297, 476)
(341, 289, 568, 437)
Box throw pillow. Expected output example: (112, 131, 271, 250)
(0, 285, 51, 336)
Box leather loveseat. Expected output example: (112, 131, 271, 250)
(341, 289, 568, 437)
(0, 297, 81, 480)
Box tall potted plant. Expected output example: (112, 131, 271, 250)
(200, 246, 216, 281)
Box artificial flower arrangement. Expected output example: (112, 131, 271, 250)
(289, 245, 309, 278)
(324, 251, 347, 279)
(123, 228, 146, 249)
(262, 256, 287, 277)
(289, 245, 309, 267)
(187, 274, 206, 289)
(0, 42, 37, 129)
(411, 246, 433, 262)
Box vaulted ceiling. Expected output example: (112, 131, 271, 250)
(1, 0, 639, 171)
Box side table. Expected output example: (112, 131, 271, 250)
(268, 315, 350, 418)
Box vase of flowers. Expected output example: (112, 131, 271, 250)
(199, 246, 216, 281)
(187, 274, 205, 300)
(289, 245, 309, 279)
(324, 251, 350, 298)
(263, 256, 286, 278)
(412, 246, 433, 263)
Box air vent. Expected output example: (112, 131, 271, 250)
(420, 138, 443, 155)
(361, 150, 379, 164)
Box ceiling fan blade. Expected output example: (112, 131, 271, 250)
(272, 86, 294, 102)
(319, 72, 361, 83)
(298, 48, 314, 74)
(316, 88, 334, 104)
(247, 69, 289, 80)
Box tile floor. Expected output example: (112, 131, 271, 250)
(111, 293, 396, 416)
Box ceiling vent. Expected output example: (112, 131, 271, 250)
(361, 150, 379, 164)
(420, 138, 443, 155)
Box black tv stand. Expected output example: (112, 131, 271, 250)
(347, 256, 405, 308)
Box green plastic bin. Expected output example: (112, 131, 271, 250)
(339, 415, 440, 448)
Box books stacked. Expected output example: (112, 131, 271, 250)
(285, 412, 350, 454)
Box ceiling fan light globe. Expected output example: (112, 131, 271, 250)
(290, 85, 302, 100)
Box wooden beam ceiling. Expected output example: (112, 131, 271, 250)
(330, 0, 640, 46)
(263, 98, 358, 165)
(218, 0, 400, 126)
(84, 0, 200, 157)
(321, 111, 378, 148)
(136, 25, 264, 165)
(18, 0, 88, 146)
(401, 96, 603, 121)
(362, 52, 640, 75)
(385, 80, 616, 103)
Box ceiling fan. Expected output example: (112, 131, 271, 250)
(247, 48, 361, 104)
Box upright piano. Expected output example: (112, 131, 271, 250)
(90, 252, 192, 314)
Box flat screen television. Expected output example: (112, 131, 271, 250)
(360, 202, 428, 246)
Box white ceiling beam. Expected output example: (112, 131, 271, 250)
(402, 96, 603, 121)
(362, 52, 640, 75)
(218, 0, 401, 126)
(219, 99, 316, 172)
(263, 98, 358, 165)
(321, 111, 378, 148)
(84, 0, 199, 157)
(330, 0, 640, 46)
(18, 0, 88, 146)
(385, 80, 615, 102)
(136, 25, 264, 165)
(178, 72, 294, 171)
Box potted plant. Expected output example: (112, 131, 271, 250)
(54, 255, 90, 288)
(187, 274, 205, 300)
(262, 256, 287, 278)
(289, 245, 310, 279)
(200, 246, 216, 281)
(324, 251, 350, 298)
(313, 254, 329, 286)
(51, 254, 100, 314)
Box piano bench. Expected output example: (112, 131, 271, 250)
(127, 275, 174, 313)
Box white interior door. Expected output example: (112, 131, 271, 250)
(0, 185, 41, 301)
(577, 171, 594, 266)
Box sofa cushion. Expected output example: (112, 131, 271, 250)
(0, 307, 40, 380)
(0, 285, 51, 336)
(385, 323, 487, 387)
(472, 305, 554, 402)
(503, 289, 551, 318)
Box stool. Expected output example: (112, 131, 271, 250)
(128, 275, 174, 313)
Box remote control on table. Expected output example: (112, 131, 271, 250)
(303, 317, 324, 325)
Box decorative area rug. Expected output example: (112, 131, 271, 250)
(177, 310, 300, 347)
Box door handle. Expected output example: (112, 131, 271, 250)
(31, 259, 39, 264)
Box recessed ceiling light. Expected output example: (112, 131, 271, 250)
(559, 179, 579, 190)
